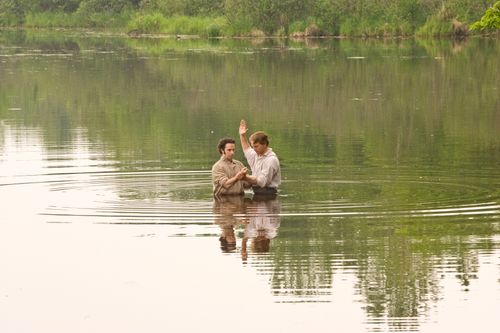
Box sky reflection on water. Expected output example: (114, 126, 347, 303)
(1, 121, 499, 333)
(1, 33, 500, 332)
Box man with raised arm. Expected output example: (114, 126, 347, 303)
(239, 119, 281, 195)
(212, 137, 249, 196)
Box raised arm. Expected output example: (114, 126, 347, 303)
(239, 119, 251, 151)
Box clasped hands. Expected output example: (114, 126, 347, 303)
(236, 167, 248, 180)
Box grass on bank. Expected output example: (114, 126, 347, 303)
(416, 6, 468, 37)
(339, 19, 415, 37)
(127, 14, 419, 38)
(128, 14, 229, 37)
(11, 8, 498, 38)
(24, 11, 132, 30)
(417, 15, 454, 36)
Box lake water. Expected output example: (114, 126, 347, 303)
(1, 30, 499, 332)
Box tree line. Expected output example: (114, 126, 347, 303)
(0, 0, 498, 36)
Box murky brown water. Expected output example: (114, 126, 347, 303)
(1, 31, 499, 332)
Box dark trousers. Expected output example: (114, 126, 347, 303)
(252, 186, 277, 196)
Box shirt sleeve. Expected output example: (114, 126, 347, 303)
(244, 147, 256, 168)
(234, 160, 251, 188)
(212, 163, 228, 189)
(255, 156, 278, 187)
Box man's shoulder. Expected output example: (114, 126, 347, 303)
(213, 158, 244, 169)
(265, 149, 279, 160)
(244, 147, 256, 155)
(244, 147, 257, 161)
(233, 159, 245, 167)
(212, 158, 224, 170)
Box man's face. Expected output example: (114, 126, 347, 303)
(223, 143, 236, 160)
(252, 141, 267, 155)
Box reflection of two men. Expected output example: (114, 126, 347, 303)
(211, 134, 281, 257)
(213, 195, 280, 259)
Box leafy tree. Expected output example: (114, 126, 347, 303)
(139, 0, 188, 16)
(0, 0, 26, 25)
(184, 0, 224, 16)
(77, 0, 138, 14)
(224, 0, 311, 35)
(470, 1, 500, 31)
(396, 0, 427, 31)
(139, 0, 223, 16)
(28, 0, 82, 13)
(2, 0, 499, 35)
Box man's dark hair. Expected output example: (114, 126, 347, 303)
(249, 131, 269, 146)
(217, 137, 236, 155)
(219, 236, 236, 252)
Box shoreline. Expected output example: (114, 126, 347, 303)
(1, 27, 498, 40)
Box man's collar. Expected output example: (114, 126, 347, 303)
(221, 156, 235, 163)
(259, 148, 273, 157)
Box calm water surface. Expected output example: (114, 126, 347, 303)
(1, 31, 499, 332)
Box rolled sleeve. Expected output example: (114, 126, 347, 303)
(211, 158, 246, 195)
(244, 148, 256, 166)
(212, 164, 228, 188)
(244, 148, 281, 189)
(256, 159, 277, 187)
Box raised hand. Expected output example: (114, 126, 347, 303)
(239, 119, 248, 136)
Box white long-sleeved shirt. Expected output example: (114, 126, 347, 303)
(244, 147, 281, 189)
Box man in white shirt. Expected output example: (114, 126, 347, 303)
(239, 119, 281, 195)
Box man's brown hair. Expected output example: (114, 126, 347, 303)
(249, 131, 269, 146)
(217, 137, 236, 155)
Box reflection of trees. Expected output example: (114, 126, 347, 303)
(1, 33, 498, 173)
(1, 31, 499, 329)
(268, 215, 496, 330)
(354, 219, 490, 326)
(355, 233, 441, 319)
(271, 236, 335, 300)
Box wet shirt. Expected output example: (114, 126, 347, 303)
(211, 157, 247, 196)
(244, 147, 281, 189)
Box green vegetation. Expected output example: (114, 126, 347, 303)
(0, 0, 26, 26)
(470, 1, 500, 32)
(128, 14, 227, 37)
(23, 11, 132, 29)
(0, 1, 498, 37)
(417, 5, 468, 37)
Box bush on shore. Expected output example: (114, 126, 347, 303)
(470, 1, 500, 33)
(1, 0, 498, 37)
(128, 14, 227, 37)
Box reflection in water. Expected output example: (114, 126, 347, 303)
(1, 32, 499, 333)
(242, 195, 281, 261)
(213, 195, 281, 260)
(213, 195, 247, 252)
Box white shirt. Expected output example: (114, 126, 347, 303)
(244, 199, 281, 239)
(244, 147, 281, 188)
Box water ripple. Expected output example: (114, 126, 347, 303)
(1, 169, 498, 226)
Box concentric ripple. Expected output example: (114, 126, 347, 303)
(2, 168, 498, 226)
